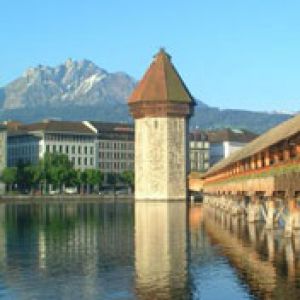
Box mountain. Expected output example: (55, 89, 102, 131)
(0, 59, 292, 133)
(2, 59, 135, 109)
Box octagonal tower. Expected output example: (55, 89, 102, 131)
(128, 49, 195, 200)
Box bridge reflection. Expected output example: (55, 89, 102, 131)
(201, 196, 300, 299)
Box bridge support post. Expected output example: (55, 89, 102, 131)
(264, 199, 276, 229)
(247, 197, 262, 223)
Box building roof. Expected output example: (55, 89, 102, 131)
(207, 128, 257, 143)
(204, 114, 297, 177)
(189, 130, 208, 141)
(128, 49, 194, 104)
(0, 124, 7, 131)
(88, 121, 134, 133)
(21, 120, 95, 135)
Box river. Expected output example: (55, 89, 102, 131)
(0, 199, 298, 299)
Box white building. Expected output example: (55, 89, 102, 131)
(7, 120, 98, 170)
(84, 121, 134, 180)
(207, 128, 258, 166)
(189, 131, 210, 173)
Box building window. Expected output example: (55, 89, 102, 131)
(84, 146, 87, 154)
(53, 145, 56, 152)
(78, 157, 81, 165)
(84, 158, 87, 166)
(59, 145, 63, 153)
(78, 146, 81, 154)
(72, 145, 75, 154)
(90, 147, 94, 155)
(46, 145, 50, 152)
(66, 145, 69, 154)
(90, 158, 93, 166)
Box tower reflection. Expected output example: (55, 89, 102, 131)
(135, 201, 189, 300)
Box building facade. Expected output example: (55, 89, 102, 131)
(189, 131, 210, 173)
(0, 125, 7, 194)
(7, 120, 98, 170)
(84, 121, 134, 180)
(207, 128, 257, 166)
(128, 49, 195, 200)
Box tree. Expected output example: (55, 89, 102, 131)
(37, 153, 75, 193)
(1, 167, 17, 192)
(107, 173, 118, 186)
(119, 170, 134, 191)
(86, 169, 104, 193)
(78, 170, 88, 194)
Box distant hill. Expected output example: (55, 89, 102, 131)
(0, 59, 292, 133)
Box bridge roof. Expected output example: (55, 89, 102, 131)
(128, 49, 194, 104)
(204, 113, 299, 177)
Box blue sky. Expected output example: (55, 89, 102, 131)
(1, 0, 300, 111)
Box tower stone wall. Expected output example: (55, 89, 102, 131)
(135, 117, 188, 200)
(128, 49, 195, 201)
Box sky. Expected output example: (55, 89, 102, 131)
(1, 0, 300, 112)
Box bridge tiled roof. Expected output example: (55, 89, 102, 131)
(204, 113, 298, 177)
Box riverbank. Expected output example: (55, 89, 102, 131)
(0, 194, 134, 203)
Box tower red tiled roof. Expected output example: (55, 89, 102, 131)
(128, 49, 193, 104)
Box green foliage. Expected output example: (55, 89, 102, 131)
(40, 153, 74, 188)
(107, 173, 118, 186)
(86, 169, 104, 186)
(1, 167, 17, 185)
(119, 170, 134, 188)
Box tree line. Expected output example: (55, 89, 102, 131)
(1, 153, 134, 195)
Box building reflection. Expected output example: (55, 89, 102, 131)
(0, 202, 135, 299)
(0, 204, 6, 268)
(135, 201, 189, 299)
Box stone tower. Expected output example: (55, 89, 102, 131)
(128, 49, 194, 200)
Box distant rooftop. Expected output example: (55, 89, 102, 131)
(8, 120, 95, 135)
(189, 130, 208, 141)
(207, 128, 258, 143)
(88, 121, 134, 133)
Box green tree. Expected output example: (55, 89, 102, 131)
(86, 169, 104, 193)
(78, 170, 88, 194)
(107, 173, 118, 186)
(1, 167, 17, 192)
(120, 170, 134, 191)
(40, 153, 74, 193)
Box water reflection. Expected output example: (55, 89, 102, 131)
(135, 201, 188, 299)
(202, 197, 300, 300)
(0, 202, 135, 299)
(1, 200, 300, 299)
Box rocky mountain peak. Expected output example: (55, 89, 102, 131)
(3, 59, 136, 109)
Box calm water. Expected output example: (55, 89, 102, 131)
(0, 200, 299, 299)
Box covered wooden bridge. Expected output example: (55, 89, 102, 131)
(202, 113, 300, 198)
